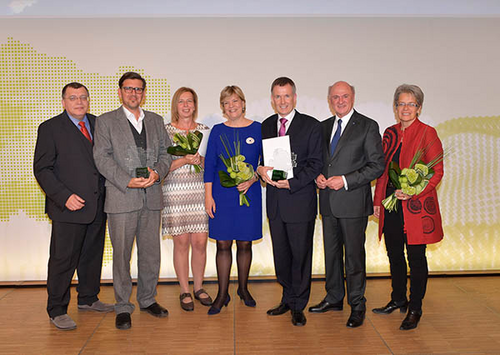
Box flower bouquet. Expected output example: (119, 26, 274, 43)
(218, 133, 255, 207)
(382, 141, 444, 212)
(167, 130, 203, 173)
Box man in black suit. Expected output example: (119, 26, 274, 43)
(308, 81, 384, 327)
(257, 77, 323, 326)
(34, 82, 113, 330)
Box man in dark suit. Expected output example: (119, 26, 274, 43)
(93, 72, 172, 330)
(34, 82, 113, 330)
(308, 81, 385, 327)
(257, 77, 323, 326)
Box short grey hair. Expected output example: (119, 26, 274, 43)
(393, 84, 424, 108)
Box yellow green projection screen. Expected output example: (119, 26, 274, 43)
(0, 17, 498, 281)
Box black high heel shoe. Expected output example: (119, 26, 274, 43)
(208, 295, 231, 315)
(237, 288, 256, 307)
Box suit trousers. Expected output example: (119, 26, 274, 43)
(383, 204, 427, 312)
(46, 196, 106, 318)
(269, 217, 315, 311)
(322, 214, 367, 311)
(107, 197, 161, 314)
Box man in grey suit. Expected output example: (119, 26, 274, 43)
(93, 72, 172, 330)
(308, 81, 384, 328)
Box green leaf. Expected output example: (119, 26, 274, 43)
(191, 131, 202, 149)
(388, 169, 401, 189)
(218, 170, 237, 188)
(426, 168, 435, 179)
(389, 161, 401, 175)
(167, 146, 188, 156)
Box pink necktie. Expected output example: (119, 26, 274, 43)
(78, 121, 92, 143)
(279, 118, 287, 136)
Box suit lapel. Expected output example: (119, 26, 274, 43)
(88, 115, 96, 136)
(115, 106, 141, 166)
(324, 117, 334, 154)
(330, 111, 359, 161)
(286, 111, 302, 137)
(143, 111, 157, 166)
(62, 111, 94, 162)
(268, 114, 278, 137)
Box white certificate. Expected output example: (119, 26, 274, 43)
(262, 136, 294, 179)
(197, 129, 211, 157)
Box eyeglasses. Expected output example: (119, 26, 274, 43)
(122, 86, 144, 94)
(64, 95, 89, 102)
(396, 102, 419, 108)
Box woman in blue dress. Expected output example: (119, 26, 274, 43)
(204, 85, 262, 315)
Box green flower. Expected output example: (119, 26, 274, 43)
(381, 134, 448, 213)
(167, 130, 204, 173)
(218, 133, 255, 206)
(415, 163, 429, 176)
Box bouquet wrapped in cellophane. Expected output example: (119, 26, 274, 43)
(167, 130, 203, 173)
(218, 133, 254, 207)
(382, 139, 445, 212)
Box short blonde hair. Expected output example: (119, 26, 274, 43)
(171, 87, 198, 123)
(219, 85, 246, 114)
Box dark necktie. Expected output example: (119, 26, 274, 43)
(279, 118, 287, 136)
(78, 121, 92, 143)
(330, 119, 342, 156)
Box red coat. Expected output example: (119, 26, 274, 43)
(373, 119, 444, 245)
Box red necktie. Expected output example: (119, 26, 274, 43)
(279, 118, 287, 136)
(78, 121, 92, 143)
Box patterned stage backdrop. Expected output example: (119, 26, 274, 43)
(0, 17, 498, 281)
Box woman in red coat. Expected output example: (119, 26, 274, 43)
(372, 84, 444, 330)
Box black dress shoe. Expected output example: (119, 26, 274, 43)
(115, 312, 131, 330)
(267, 303, 290, 316)
(308, 300, 343, 313)
(346, 310, 365, 328)
(400, 310, 421, 330)
(372, 300, 408, 314)
(291, 310, 307, 326)
(140, 302, 169, 318)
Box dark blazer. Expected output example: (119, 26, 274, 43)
(93, 107, 172, 214)
(261, 111, 323, 223)
(319, 110, 385, 218)
(34, 111, 104, 224)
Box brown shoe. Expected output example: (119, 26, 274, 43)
(180, 293, 194, 312)
(194, 288, 213, 306)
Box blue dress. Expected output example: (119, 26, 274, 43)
(204, 121, 262, 241)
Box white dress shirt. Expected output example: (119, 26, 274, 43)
(331, 108, 355, 190)
(123, 106, 145, 134)
(276, 109, 296, 134)
(329, 108, 354, 141)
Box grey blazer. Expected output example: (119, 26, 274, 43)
(319, 110, 385, 218)
(93, 106, 172, 214)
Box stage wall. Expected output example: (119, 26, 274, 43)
(0, 17, 499, 281)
